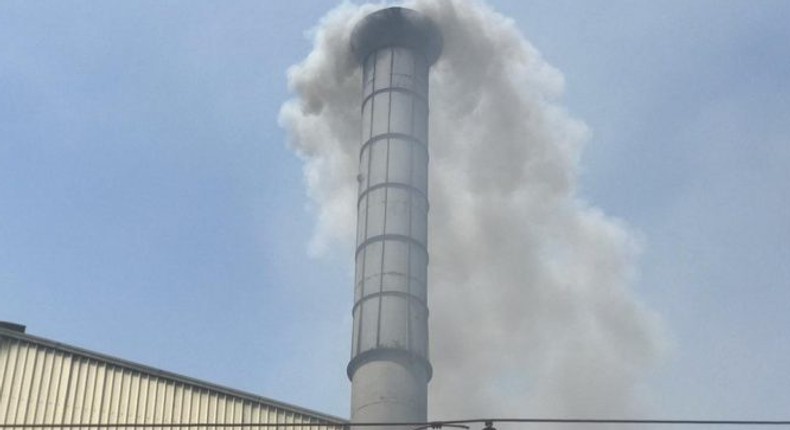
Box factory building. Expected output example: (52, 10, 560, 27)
(0, 323, 345, 428)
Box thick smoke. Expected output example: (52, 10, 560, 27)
(280, 0, 667, 420)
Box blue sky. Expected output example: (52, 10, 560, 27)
(2, 0, 789, 421)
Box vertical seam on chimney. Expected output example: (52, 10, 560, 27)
(375, 47, 395, 348)
(356, 49, 378, 358)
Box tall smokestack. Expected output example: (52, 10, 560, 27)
(347, 7, 442, 429)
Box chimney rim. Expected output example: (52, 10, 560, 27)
(350, 7, 443, 66)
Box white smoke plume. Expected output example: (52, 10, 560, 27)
(280, 0, 668, 420)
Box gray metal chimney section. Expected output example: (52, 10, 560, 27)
(348, 7, 442, 429)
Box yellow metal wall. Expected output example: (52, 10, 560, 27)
(0, 334, 342, 428)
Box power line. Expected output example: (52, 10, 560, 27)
(2, 418, 790, 429)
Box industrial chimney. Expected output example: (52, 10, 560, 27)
(348, 7, 442, 429)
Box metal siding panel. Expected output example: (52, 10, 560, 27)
(43, 351, 62, 424)
(63, 355, 82, 424)
(124, 368, 134, 424)
(17, 342, 37, 424)
(228, 395, 237, 425)
(264, 406, 273, 428)
(154, 378, 165, 428)
(252, 403, 261, 427)
(232, 395, 241, 423)
(110, 366, 121, 424)
(234, 397, 242, 424)
(178, 382, 188, 424)
(23, 345, 39, 424)
(207, 391, 215, 427)
(287, 410, 295, 430)
(186, 385, 196, 423)
(187, 387, 196, 428)
(227, 397, 235, 423)
(277, 408, 286, 430)
(191, 385, 201, 423)
(146, 374, 156, 423)
(12, 343, 28, 424)
(188, 387, 199, 424)
(76, 357, 89, 424)
(133, 372, 144, 423)
(0, 334, 346, 428)
(152, 378, 160, 430)
(189, 387, 197, 429)
(56, 352, 74, 425)
(142, 372, 152, 425)
(84, 360, 95, 424)
(198, 389, 209, 430)
(145, 376, 155, 425)
(162, 379, 171, 429)
(104, 365, 115, 424)
(172, 383, 183, 424)
(86, 358, 98, 423)
(149, 377, 157, 430)
(0, 340, 21, 424)
(128, 371, 141, 425)
(81, 358, 96, 424)
(92, 362, 106, 424)
(92, 360, 101, 422)
(102, 367, 112, 425)
(42, 349, 63, 424)
(207, 391, 217, 425)
(160, 378, 168, 425)
(133, 373, 143, 423)
(216, 394, 226, 426)
(0, 339, 9, 424)
(12, 340, 28, 425)
(108, 367, 121, 424)
(119, 370, 132, 424)
(275, 409, 283, 430)
(139, 374, 150, 423)
(242, 400, 251, 430)
(1, 340, 19, 424)
(164, 381, 175, 425)
(145, 376, 156, 423)
(34, 349, 54, 424)
(179, 383, 190, 423)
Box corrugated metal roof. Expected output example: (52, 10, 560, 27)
(0, 326, 347, 426)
